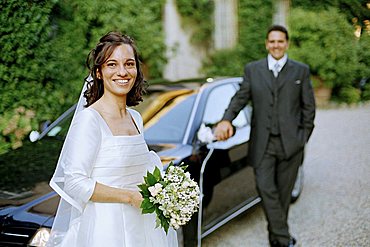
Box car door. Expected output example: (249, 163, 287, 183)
(198, 81, 259, 237)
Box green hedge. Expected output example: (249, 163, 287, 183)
(0, 0, 166, 154)
(0, 0, 59, 153)
(202, 0, 273, 77)
(1, 0, 368, 154)
(288, 7, 362, 103)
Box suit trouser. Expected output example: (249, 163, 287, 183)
(254, 135, 303, 244)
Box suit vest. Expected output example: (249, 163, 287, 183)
(270, 73, 280, 135)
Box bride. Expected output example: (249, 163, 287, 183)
(47, 32, 178, 247)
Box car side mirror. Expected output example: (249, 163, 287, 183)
(29, 130, 40, 142)
(39, 120, 51, 132)
(29, 120, 52, 142)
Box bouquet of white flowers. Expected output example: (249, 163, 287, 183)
(138, 162, 200, 234)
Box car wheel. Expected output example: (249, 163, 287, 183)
(291, 165, 304, 203)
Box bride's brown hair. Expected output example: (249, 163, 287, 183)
(84, 31, 147, 107)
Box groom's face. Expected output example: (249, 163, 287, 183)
(99, 44, 137, 98)
(265, 31, 289, 60)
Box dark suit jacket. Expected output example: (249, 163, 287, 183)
(223, 58, 316, 167)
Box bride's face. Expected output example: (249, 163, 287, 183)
(99, 44, 137, 98)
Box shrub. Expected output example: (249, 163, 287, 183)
(0, 0, 60, 154)
(361, 83, 370, 101)
(0, 0, 167, 154)
(288, 7, 361, 103)
(338, 87, 361, 104)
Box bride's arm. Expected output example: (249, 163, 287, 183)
(63, 110, 100, 206)
(63, 110, 142, 208)
(90, 183, 143, 208)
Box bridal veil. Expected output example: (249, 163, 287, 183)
(47, 76, 91, 246)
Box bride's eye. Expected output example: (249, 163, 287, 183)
(125, 61, 136, 69)
(107, 62, 116, 68)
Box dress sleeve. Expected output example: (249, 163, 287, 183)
(63, 109, 101, 205)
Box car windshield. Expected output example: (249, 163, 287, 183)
(137, 91, 196, 143)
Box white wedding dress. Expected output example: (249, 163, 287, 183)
(48, 107, 178, 247)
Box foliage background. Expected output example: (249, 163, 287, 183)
(0, 0, 369, 154)
(0, 0, 166, 154)
(202, 0, 273, 76)
(291, 0, 370, 103)
(0, 0, 59, 152)
(288, 7, 361, 103)
(176, 0, 214, 48)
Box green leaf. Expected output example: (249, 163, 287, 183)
(155, 217, 161, 228)
(154, 207, 170, 234)
(165, 161, 174, 172)
(137, 183, 148, 191)
(139, 189, 150, 198)
(141, 198, 154, 209)
(143, 171, 150, 184)
(143, 190, 150, 197)
(153, 166, 162, 180)
(142, 207, 155, 214)
(146, 172, 158, 186)
(160, 181, 167, 187)
(181, 165, 188, 171)
(160, 214, 170, 234)
(155, 207, 162, 217)
(137, 184, 150, 197)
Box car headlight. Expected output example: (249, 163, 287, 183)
(28, 228, 50, 247)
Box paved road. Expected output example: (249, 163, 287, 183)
(202, 103, 370, 247)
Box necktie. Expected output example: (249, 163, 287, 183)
(273, 63, 280, 78)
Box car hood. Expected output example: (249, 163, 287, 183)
(0, 192, 57, 228)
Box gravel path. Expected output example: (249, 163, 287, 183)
(202, 103, 370, 247)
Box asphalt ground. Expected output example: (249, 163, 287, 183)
(202, 103, 370, 247)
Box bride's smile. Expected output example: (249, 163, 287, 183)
(99, 44, 137, 98)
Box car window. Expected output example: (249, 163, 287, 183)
(144, 94, 196, 143)
(202, 83, 247, 127)
(45, 114, 73, 139)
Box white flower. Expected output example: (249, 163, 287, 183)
(182, 181, 190, 188)
(197, 123, 215, 144)
(139, 162, 200, 233)
(148, 183, 163, 197)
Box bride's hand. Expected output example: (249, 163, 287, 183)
(130, 191, 143, 208)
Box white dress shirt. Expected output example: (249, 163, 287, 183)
(268, 54, 287, 77)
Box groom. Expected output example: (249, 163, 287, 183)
(214, 25, 315, 246)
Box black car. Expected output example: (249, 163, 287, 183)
(0, 77, 303, 247)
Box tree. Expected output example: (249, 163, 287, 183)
(288, 7, 361, 103)
(0, 0, 58, 152)
(0, 0, 167, 154)
(292, 0, 370, 36)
